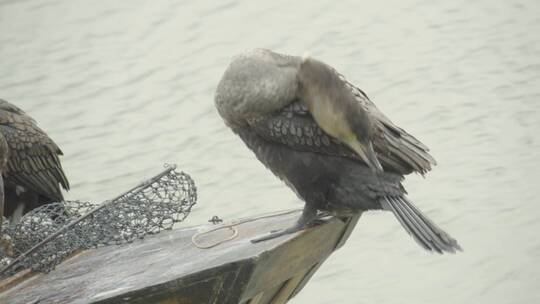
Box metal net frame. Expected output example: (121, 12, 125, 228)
(0, 164, 197, 278)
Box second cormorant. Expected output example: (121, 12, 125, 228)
(0, 99, 70, 225)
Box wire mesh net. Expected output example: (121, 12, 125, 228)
(0, 164, 197, 278)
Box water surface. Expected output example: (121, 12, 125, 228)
(1, 0, 539, 303)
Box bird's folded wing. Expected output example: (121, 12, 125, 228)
(247, 98, 436, 175)
(0, 101, 69, 201)
(246, 101, 362, 161)
(336, 71, 437, 175)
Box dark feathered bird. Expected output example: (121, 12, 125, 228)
(215, 49, 460, 253)
(0, 99, 70, 224)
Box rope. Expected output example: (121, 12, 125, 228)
(191, 226, 238, 249)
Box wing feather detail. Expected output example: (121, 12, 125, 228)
(0, 99, 69, 202)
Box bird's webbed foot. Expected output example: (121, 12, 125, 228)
(312, 211, 332, 225)
(251, 206, 328, 243)
(250, 224, 305, 243)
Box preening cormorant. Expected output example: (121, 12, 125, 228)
(0, 99, 70, 225)
(215, 49, 460, 253)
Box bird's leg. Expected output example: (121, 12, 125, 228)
(0, 178, 13, 257)
(251, 204, 323, 243)
(9, 202, 25, 227)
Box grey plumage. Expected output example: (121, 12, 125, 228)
(0, 99, 70, 219)
(335, 69, 437, 175)
(215, 49, 460, 253)
(297, 56, 383, 172)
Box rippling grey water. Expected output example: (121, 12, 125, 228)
(1, 0, 539, 303)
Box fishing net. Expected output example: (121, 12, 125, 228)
(0, 164, 197, 279)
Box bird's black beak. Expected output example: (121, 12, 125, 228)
(360, 141, 383, 173)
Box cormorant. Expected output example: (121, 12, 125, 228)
(215, 49, 460, 253)
(0, 99, 70, 225)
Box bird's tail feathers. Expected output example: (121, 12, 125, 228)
(381, 196, 461, 254)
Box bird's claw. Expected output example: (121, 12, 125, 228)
(251, 212, 333, 243)
(251, 226, 304, 243)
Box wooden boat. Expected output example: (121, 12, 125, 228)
(0, 209, 360, 304)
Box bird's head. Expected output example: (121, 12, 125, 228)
(215, 49, 302, 128)
(296, 54, 332, 106)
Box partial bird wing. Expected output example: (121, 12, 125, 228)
(334, 70, 437, 174)
(247, 97, 435, 175)
(246, 101, 362, 160)
(0, 99, 70, 201)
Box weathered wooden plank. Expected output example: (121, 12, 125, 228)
(0, 209, 361, 304)
(268, 268, 312, 304)
(239, 216, 349, 302)
(288, 213, 363, 300)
